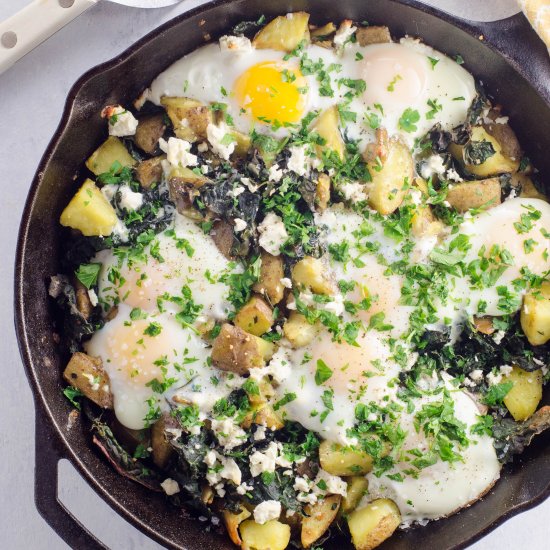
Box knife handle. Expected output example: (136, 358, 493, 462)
(0, 0, 98, 75)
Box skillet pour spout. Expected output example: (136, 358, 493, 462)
(14, 1, 550, 548)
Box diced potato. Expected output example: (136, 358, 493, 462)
(245, 377, 276, 406)
(211, 324, 270, 375)
(503, 366, 543, 421)
(211, 219, 236, 259)
(316, 173, 331, 211)
(483, 116, 522, 160)
(368, 140, 413, 215)
(283, 311, 319, 348)
(301, 495, 341, 548)
(151, 413, 178, 468)
(168, 165, 210, 188)
(292, 256, 335, 295)
(311, 22, 336, 40)
(234, 296, 274, 336)
(253, 253, 285, 305)
(223, 505, 251, 546)
(348, 499, 401, 550)
(521, 281, 550, 346)
(255, 335, 275, 361)
(411, 203, 442, 238)
(356, 26, 391, 46)
(314, 106, 345, 160)
(134, 113, 166, 154)
(232, 129, 252, 158)
(342, 477, 369, 513)
(450, 126, 519, 177)
(86, 136, 136, 176)
(136, 156, 164, 188)
(241, 404, 284, 430)
(253, 12, 310, 52)
(60, 179, 118, 237)
(517, 174, 548, 202)
(160, 96, 212, 142)
(111, 419, 149, 454)
(446, 178, 501, 212)
(319, 440, 374, 476)
(63, 352, 113, 408)
(239, 519, 291, 550)
(74, 279, 93, 320)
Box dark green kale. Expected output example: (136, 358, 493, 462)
(463, 140, 496, 166)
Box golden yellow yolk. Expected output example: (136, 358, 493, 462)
(235, 61, 307, 125)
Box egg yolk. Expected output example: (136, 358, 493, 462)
(235, 61, 307, 125)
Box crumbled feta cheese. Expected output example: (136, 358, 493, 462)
(250, 347, 291, 384)
(112, 219, 129, 242)
(106, 106, 138, 137)
(446, 168, 463, 182)
(293, 476, 311, 493)
(340, 181, 366, 202)
(287, 145, 312, 176)
(322, 294, 345, 316)
(254, 425, 267, 441)
(220, 457, 242, 485)
(280, 277, 292, 289)
(207, 122, 235, 160)
(87, 289, 98, 307)
(211, 418, 247, 450)
(237, 482, 253, 495)
(500, 365, 513, 376)
(118, 185, 144, 211)
(420, 155, 446, 179)
(204, 450, 217, 468)
(249, 442, 278, 477)
(254, 500, 281, 524)
(494, 116, 509, 124)
(268, 163, 284, 182)
(82, 373, 99, 391)
(160, 478, 180, 496)
(159, 136, 198, 167)
(231, 185, 245, 197)
(314, 469, 347, 497)
(197, 141, 209, 153)
(234, 218, 247, 232)
(469, 369, 484, 382)
(492, 330, 506, 345)
(333, 20, 357, 48)
(486, 370, 503, 386)
(258, 212, 288, 256)
(219, 35, 253, 53)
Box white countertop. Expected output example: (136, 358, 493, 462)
(0, 1, 547, 548)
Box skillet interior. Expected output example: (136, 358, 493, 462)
(14, 0, 550, 548)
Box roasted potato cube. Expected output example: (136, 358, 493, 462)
(301, 495, 341, 548)
(168, 165, 210, 188)
(343, 477, 369, 513)
(211, 324, 272, 375)
(86, 136, 136, 176)
(253, 253, 285, 305)
(211, 219, 237, 259)
(348, 499, 401, 550)
(446, 178, 501, 212)
(223, 505, 251, 546)
(521, 281, 550, 345)
(368, 140, 413, 215)
(241, 403, 284, 430)
(411, 203, 442, 238)
(136, 156, 164, 189)
(240, 519, 291, 550)
(234, 296, 274, 336)
(253, 12, 310, 52)
(134, 114, 166, 154)
(483, 116, 522, 160)
(63, 352, 113, 408)
(283, 311, 319, 348)
(245, 377, 276, 406)
(311, 22, 336, 40)
(74, 279, 93, 320)
(503, 366, 543, 421)
(232, 129, 252, 158)
(517, 174, 548, 202)
(356, 26, 391, 46)
(292, 256, 335, 295)
(313, 106, 345, 160)
(316, 173, 331, 211)
(60, 179, 117, 237)
(161, 96, 212, 142)
(111, 419, 150, 454)
(151, 413, 179, 468)
(450, 126, 519, 177)
(319, 440, 374, 476)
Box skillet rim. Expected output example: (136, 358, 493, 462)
(13, 0, 550, 548)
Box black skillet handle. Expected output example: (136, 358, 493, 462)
(461, 11, 550, 103)
(34, 406, 108, 550)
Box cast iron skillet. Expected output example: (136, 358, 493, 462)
(14, 0, 550, 548)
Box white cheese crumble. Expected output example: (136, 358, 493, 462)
(314, 469, 347, 497)
(420, 155, 446, 179)
(446, 167, 463, 182)
(234, 218, 247, 232)
(334, 20, 357, 48)
(499, 365, 514, 376)
(160, 478, 180, 496)
(469, 369, 484, 382)
(249, 442, 278, 477)
(340, 181, 366, 202)
(268, 163, 284, 182)
(250, 347, 292, 384)
(112, 219, 129, 242)
(237, 482, 254, 495)
(118, 185, 144, 211)
(280, 277, 292, 289)
(211, 418, 247, 450)
(492, 330, 506, 345)
(107, 106, 138, 137)
(486, 370, 503, 386)
(287, 145, 313, 176)
(219, 35, 253, 53)
(207, 122, 235, 160)
(87, 289, 98, 307)
(254, 425, 267, 441)
(159, 136, 198, 167)
(253, 500, 281, 524)
(258, 212, 288, 256)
